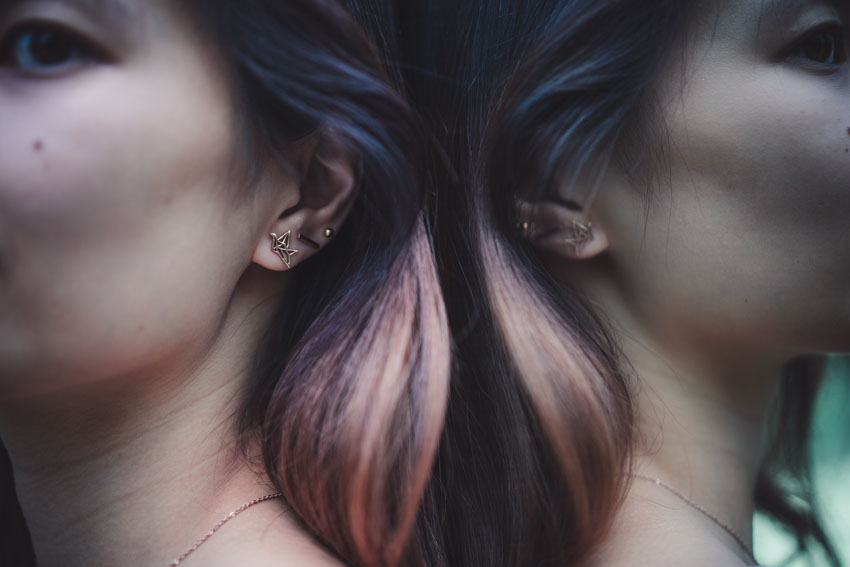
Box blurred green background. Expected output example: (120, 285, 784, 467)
(755, 356, 850, 567)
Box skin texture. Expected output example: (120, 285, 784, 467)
(0, 1, 351, 565)
(529, 0, 850, 564)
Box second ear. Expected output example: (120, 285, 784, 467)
(516, 199, 609, 260)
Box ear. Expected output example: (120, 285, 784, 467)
(253, 130, 356, 271)
(516, 198, 609, 260)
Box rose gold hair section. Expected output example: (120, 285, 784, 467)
(342, 220, 450, 564)
(264, 218, 450, 567)
(479, 222, 633, 561)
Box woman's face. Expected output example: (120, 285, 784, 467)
(0, 0, 274, 399)
(595, 0, 850, 365)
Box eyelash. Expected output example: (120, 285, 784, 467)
(0, 20, 105, 74)
(786, 24, 848, 70)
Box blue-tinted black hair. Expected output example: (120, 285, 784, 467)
(348, 1, 841, 565)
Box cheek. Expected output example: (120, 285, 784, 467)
(0, 69, 246, 397)
(673, 67, 850, 220)
(622, 66, 850, 352)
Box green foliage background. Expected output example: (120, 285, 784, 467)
(755, 357, 850, 566)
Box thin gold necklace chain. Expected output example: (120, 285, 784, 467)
(629, 473, 755, 562)
(170, 479, 755, 565)
(169, 492, 283, 566)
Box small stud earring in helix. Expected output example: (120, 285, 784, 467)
(270, 231, 299, 269)
(323, 228, 334, 238)
(563, 220, 593, 251)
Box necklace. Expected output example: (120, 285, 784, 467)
(628, 473, 755, 562)
(169, 492, 283, 566)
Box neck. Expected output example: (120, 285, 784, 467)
(0, 272, 289, 567)
(599, 328, 783, 566)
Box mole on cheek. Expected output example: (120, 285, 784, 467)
(33, 139, 43, 152)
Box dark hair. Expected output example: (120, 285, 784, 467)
(358, 0, 839, 565)
(0, 2, 450, 566)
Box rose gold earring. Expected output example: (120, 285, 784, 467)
(270, 231, 299, 269)
(563, 220, 593, 250)
(297, 233, 320, 250)
(323, 228, 334, 238)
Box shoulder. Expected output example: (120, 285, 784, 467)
(210, 551, 346, 567)
(202, 541, 347, 567)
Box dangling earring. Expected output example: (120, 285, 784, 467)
(563, 220, 593, 251)
(270, 231, 299, 269)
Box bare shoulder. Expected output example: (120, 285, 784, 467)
(587, 486, 749, 567)
(208, 544, 346, 567)
(199, 537, 347, 567)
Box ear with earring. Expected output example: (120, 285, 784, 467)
(517, 218, 594, 252)
(516, 199, 606, 260)
(256, 130, 352, 273)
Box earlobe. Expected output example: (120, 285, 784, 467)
(516, 199, 609, 260)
